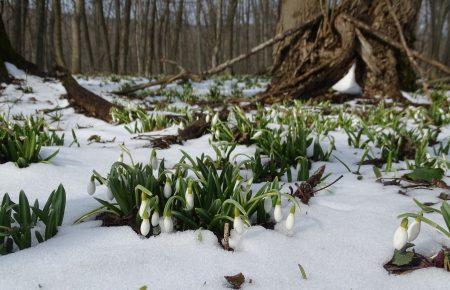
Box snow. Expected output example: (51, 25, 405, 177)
(332, 64, 362, 95)
(1, 63, 449, 289)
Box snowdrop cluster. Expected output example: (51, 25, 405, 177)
(393, 217, 421, 250)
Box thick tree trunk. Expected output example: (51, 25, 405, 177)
(80, 0, 95, 71)
(264, 0, 422, 102)
(94, 0, 113, 72)
(146, 0, 157, 75)
(224, 0, 238, 74)
(53, 0, 66, 68)
(71, 0, 82, 74)
(35, 0, 46, 70)
(173, 0, 184, 66)
(113, 0, 121, 74)
(120, 0, 132, 74)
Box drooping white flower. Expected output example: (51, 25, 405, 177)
(151, 211, 160, 227)
(163, 215, 174, 233)
(285, 206, 295, 231)
(407, 218, 421, 242)
(264, 197, 272, 213)
(215, 129, 220, 139)
(179, 122, 185, 130)
(185, 186, 194, 210)
(106, 186, 114, 201)
(251, 130, 263, 140)
(117, 153, 123, 163)
(175, 178, 182, 193)
(164, 180, 172, 198)
(393, 218, 409, 250)
(140, 218, 150, 236)
(206, 114, 211, 123)
(274, 199, 283, 223)
(212, 113, 219, 126)
(87, 179, 96, 195)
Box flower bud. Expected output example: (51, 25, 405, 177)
(407, 217, 421, 242)
(139, 199, 150, 219)
(87, 179, 96, 195)
(285, 206, 295, 231)
(212, 113, 219, 126)
(140, 218, 150, 236)
(185, 186, 194, 210)
(251, 130, 263, 140)
(117, 153, 123, 163)
(393, 218, 409, 250)
(163, 215, 174, 233)
(151, 211, 160, 227)
(264, 197, 272, 213)
(150, 150, 158, 169)
(164, 180, 172, 198)
(274, 199, 282, 223)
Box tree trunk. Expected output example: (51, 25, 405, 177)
(224, 0, 238, 74)
(35, 0, 46, 70)
(195, 0, 203, 73)
(71, 0, 82, 74)
(211, 0, 223, 67)
(80, 0, 95, 71)
(146, 0, 157, 75)
(113, 0, 121, 74)
(52, 0, 65, 68)
(120, 0, 132, 74)
(264, 0, 422, 102)
(13, 0, 23, 54)
(173, 0, 184, 66)
(94, 0, 113, 72)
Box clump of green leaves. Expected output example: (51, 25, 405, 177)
(0, 185, 66, 255)
(0, 115, 61, 168)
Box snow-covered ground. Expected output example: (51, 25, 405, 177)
(0, 64, 449, 289)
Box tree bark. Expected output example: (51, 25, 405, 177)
(94, 0, 113, 72)
(71, 0, 82, 74)
(120, 0, 132, 74)
(113, 0, 120, 74)
(146, 0, 157, 75)
(173, 0, 184, 65)
(35, 0, 46, 70)
(195, 0, 203, 73)
(80, 0, 95, 71)
(52, 0, 65, 68)
(224, 0, 238, 74)
(211, 0, 223, 67)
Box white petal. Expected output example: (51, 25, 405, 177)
(164, 182, 172, 198)
(87, 180, 96, 195)
(393, 227, 408, 250)
(274, 205, 283, 223)
(140, 219, 150, 236)
(285, 213, 295, 231)
(233, 216, 245, 234)
(407, 221, 421, 242)
(151, 212, 160, 227)
(164, 217, 173, 233)
(264, 198, 272, 213)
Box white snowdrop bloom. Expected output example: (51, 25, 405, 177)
(215, 129, 220, 139)
(285, 206, 295, 231)
(185, 187, 194, 210)
(407, 219, 421, 242)
(151, 211, 160, 227)
(233, 216, 245, 234)
(140, 218, 150, 236)
(212, 113, 219, 126)
(151, 156, 158, 170)
(106, 186, 114, 201)
(164, 180, 172, 198)
(206, 114, 211, 123)
(274, 201, 283, 223)
(175, 178, 182, 193)
(264, 197, 272, 213)
(393, 218, 409, 250)
(179, 122, 185, 130)
(251, 130, 263, 140)
(117, 153, 123, 163)
(138, 199, 149, 218)
(163, 216, 174, 233)
(87, 180, 96, 195)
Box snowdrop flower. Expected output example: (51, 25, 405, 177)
(212, 113, 219, 126)
(87, 179, 96, 195)
(150, 150, 158, 169)
(393, 218, 409, 250)
(140, 218, 150, 236)
(407, 215, 422, 242)
(175, 177, 182, 193)
(228, 229, 241, 249)
(264, 197, 272, 213)
(106, 186, 114, 201)
(274, 198, 283, 223)
(185, 186, 194, 210)
(233, 208, 245, 234)
(251, 130, 263, 140)
(163, 214, 174, 233)
(117, 153, 123, 163)
(215, 129, 220, 139)
(179, 122, 185, 130)
(164, 179, 172, 198)
(285, 206, 295, 231)
(206, 113, 211, 123)
(151, 211, 160, 227)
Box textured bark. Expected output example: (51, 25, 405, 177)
(265, 0, 422, 101)
(224, 0, 238, 74)
(146, 0, 157, 75)
(35, 0, 46, 70)
(113, 0, 120, 74)
(71, 0, 82, 74)
(80, 0, 95, 71)
(173, 0, 184, 65)
(195, 0, 203, 73)
(53, 0, 66, 68)
(94, 0, 113, 72)
(211, 0, 223, 67)
(120, 0, 132, 74)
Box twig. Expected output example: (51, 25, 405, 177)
(310, 175, 343, 195)
(222, 222, 230, 251)
(341, 14, 450, 75)
(39, 104, 70, 114)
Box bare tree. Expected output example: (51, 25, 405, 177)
(211, 0, 223, 67)
(71, 0, 82, 73)
(53, 0, 65, 68)
(224, 0, 238, 73)
(195, 0, 203, 73)
(94, 0, 113, 71)
(80, 0, 95, 71)
(113, 0, 120, 73)
(35, 0, 46, 70)
(120, 0, 132, 74)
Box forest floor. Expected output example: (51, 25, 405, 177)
(0, 63, 449, 289)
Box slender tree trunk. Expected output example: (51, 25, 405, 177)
(80, 0, 95, 71)
(46, 3, 55, 70)
(173, 0, 184, 67)
(94, 0, 113, 72)
(195, 0, 203, 73)
(13, 0, 23, 54)
(224, 0, 238, 74)
(52, 0, 65, 68)
(444, 12, 450, 66)
(113, 0, 120, 73)
(71, 0, 82, 74)
(146, 0, 157, 75)
(211, 0, 223, 67)
(120, 0, 132, 74)
(141, 0, 151, 76)
(35, 0, 46, 70)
